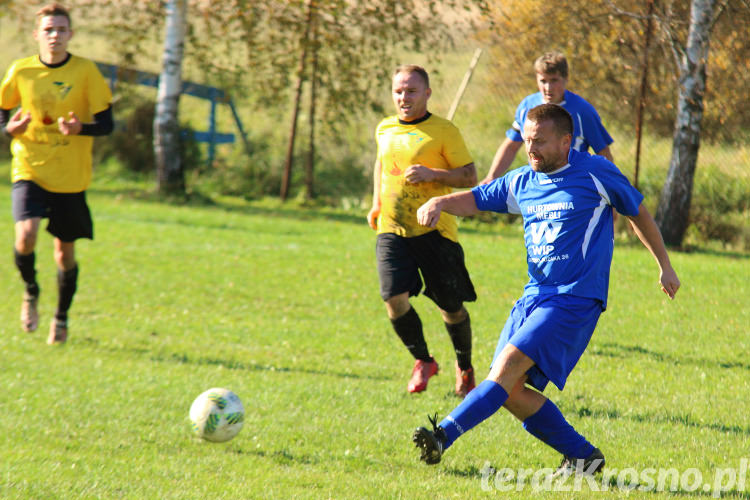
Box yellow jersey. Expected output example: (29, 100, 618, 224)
(1, 54, 112, 193)
(375, 113, 473, 242)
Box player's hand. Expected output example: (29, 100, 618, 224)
(58, 112, 82, 135)
(659, 266, 680, 299)
(7, 109, 31, 136)
(367, 206, 380, 231)
(404, 164, 435, 184)
(417, 198, 442, 228)
(478, 176, 495, 186)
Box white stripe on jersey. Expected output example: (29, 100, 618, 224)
(573, 113, 585, 151)
(581, 173, 610, 259)
(507, 172, 522, 214)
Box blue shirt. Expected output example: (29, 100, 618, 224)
(507, 90, 613, 154)
(472, 150, 643, 308)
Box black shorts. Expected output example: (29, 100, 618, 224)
(11, 180, 93, 242)
(376, 231, 476, 313)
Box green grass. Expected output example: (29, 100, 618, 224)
(0, 169, 748, 499)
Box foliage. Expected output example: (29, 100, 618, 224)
(688, 166, 750, 249)
(14, 0, 489, 127)
(1, 1, 747, 249)
(478, 0, 750, 143)
(0, 178, 748, 499)
(93, 91, 202, 176)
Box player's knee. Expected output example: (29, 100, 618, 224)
(384, 294, 411, 319)
(15, 233, 37, 254)
(441, 306, 467, 324)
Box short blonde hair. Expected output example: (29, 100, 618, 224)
(393, 64, 430, 88)
(533, 52, 568, 78)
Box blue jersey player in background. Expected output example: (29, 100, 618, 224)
(412, 104, 680, 476)
(481, 52, 614, 184)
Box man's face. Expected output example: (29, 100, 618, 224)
(523, 119, 572, 173)
(535, 71, 567, 104)
(391, 71, 431, 122)
(34, 15, 73, 59)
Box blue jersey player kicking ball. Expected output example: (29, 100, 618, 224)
(412, 104, 680, 476)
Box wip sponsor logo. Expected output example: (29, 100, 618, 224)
(529, 221, 562, 256)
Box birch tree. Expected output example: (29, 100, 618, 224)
(154, 0, 187, 195)
(654, 0, 726, 246)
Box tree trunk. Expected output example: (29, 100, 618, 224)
(304, 7, 318, 201)
(633, 0, 655, 190)
(280, 0, 314, 202)
(154, 0, 187, 195)
(655, 0, 716, 246)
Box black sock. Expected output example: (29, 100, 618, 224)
(55, 265, 79, 322)
(14, 249, 39, 296)
(446, 312, 472, 371)
(390, 307, 431, 361)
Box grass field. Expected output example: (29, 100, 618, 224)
(0, 168, 748, 499)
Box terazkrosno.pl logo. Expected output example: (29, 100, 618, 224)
(480, 459, 749, 497)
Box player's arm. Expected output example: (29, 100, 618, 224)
(626, 203, 680, 299)
(480, 138, 523, 184)
(58, 105, 114, 136)
(367, 158, 382, 230)
(404, 162, 477, 188)
(417, 190, 479, 228)
(1, 108, 32, 137)
(596, 145, 613, 162)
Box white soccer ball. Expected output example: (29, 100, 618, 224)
(189, 388, 245, 442)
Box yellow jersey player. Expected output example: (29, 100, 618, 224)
(1, 3, 113, 344)
(367, 64, 478, 397)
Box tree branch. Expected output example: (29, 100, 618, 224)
(603, 0, 649, 20)
(709, 0, 730, 30)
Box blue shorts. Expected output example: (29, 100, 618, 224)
(491, 294, 602, 392)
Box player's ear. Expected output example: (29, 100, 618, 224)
(426, 87, 432, 99)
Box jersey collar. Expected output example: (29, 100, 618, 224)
(38, 52, 71, 69)
(398, 112, 432, 126)
(543, 163, 571, 176)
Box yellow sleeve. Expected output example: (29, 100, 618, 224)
(0, 62, 20, 110)
(85, 60, 113, 114)
(442, 123, 473, 169)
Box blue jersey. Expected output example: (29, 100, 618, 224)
(507, 90, 613, 154)
(472, 150, 643, 308)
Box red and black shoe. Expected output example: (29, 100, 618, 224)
(407, 358, 439, 393)
(454, 361, 476, 398)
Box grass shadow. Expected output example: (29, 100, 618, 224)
(570, 404, 750, 436)
(592, 342, 750, 372)
(87, 185, 368, 228)
(77, 338, 393, 382)
(152, 351, 394, 382)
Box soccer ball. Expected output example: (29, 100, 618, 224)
(189, 388, 245, 442)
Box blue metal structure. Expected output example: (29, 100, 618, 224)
(95, 62, 250, 166)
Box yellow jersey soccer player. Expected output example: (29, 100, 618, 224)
(1, 3, 113, 344)
(367, 64, 478, 396)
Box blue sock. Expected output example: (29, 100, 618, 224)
(439, 380, 508, 449)
(522, 399, 594, 458)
